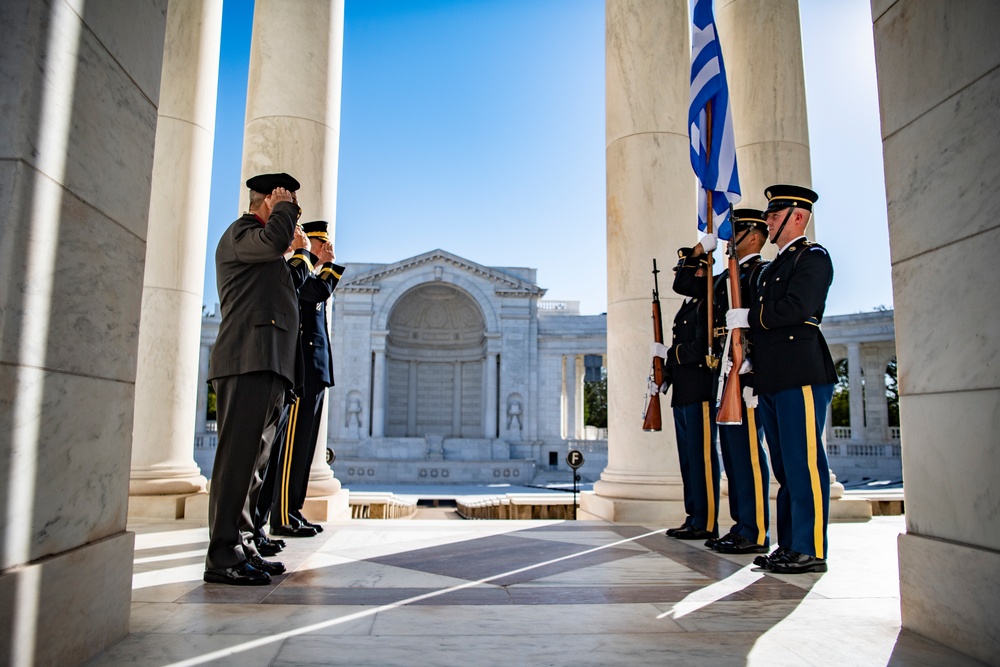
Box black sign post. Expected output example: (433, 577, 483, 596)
(566, 450, 585, 520)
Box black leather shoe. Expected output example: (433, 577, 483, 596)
(292, 512, 325, 533)
(754, 546, 788, 569)
(768, 551, 828, 574)
(672, 527, 718, 541)
(204, 561, 271, 586)
(705, 531, 733, 550)
(270, 524, 318, 538)
(255, 537, 282, 557)
(665, 521, 692, 537)
(715, 534, 769, 554)
(248, 554, 286, 576)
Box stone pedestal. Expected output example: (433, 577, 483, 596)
(587, 0, 694, 523)
(0, 1, 168, 663)
(873, 1, 1000, 664)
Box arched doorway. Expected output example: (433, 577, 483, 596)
(384, 283, 487, 437)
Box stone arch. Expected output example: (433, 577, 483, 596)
(374, 269, 500, 334)
(383, 282, 488, 438)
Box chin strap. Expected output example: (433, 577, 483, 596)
(769, 207, 796, 245)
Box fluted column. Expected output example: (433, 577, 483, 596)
(563, 355, 578, 440)
(130, 0, 223, 503)
(717, 0, 814, 242)
(847, 342, 864, 440)
(585, 0, 693, 523)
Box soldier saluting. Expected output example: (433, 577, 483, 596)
(726, 185, 837, 574)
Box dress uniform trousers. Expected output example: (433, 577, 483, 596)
(718, 402, 770, 546)
(756, 384, 835, 558)
(672, 401, 719, 533)
(208, 372, 286, 569)
(270, 380, 327, 527)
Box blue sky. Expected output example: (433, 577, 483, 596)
(205, 0, 892, 317)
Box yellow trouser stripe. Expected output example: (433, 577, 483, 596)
(281, 399, 300, 526)
(803, 386, 824, 558)
(747, 407, 765, 545)
(702, 402, 715, 532)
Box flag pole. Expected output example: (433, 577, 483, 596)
(704, 101, 718, 369)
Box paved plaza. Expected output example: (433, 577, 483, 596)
(87, 515, 982, 666)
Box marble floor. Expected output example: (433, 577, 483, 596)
(87, 515, 984, 667)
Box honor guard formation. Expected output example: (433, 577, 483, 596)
(205, 173, 343, 586)
(653, 184, 836, 574)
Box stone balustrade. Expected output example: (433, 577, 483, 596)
(457, 494, 578, 520)
(348, 492, 418, 519)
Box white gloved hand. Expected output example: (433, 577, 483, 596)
(650, 342, 669, 359)
(721, 354, 733, 375)
(698, 232, 718, 253)
(738, 358, 752, 375)
(726, 308, 750, 329)
(742, 385, 758, 409)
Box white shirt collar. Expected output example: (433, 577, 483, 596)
(739, 253, 761, 265)
(778, 236, 807, 255)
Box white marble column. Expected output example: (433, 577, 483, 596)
(371, 334, 388, 438)
(195, 342, 211, 436)
(564, 355, 578, 440)
(240, 0, 344, 226)
(585, 0, 693, 523)
(0, 2, 168, 663)
(574, 355, 586, 439)
(129, 0, 223, 512)
(717, 0, 814, 242)
(847, 342, 864, 440)
(484, 338, 499, 439)
(873, 2, 1000, 663)
(862, 346, 889, 442)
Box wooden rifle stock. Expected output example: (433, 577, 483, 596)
(716, 238, 744, 425)
(642, 260, 667, 432)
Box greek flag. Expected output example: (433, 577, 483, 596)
(689, 0, 740, 240)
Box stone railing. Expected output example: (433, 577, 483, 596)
(457, 494, 577, 520)
(832, 426, 852, 440)
(827, 442, 901, 458)
(348, 492, 417, 519)
(889, 427, 901, 439)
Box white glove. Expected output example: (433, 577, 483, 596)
(698, 232, 718, 253)
(722, 356, 751, 375)
(650, 342, 669, 359)
(738, 358, 752, 375)
(743, 386, 758, 409)
(726, 308, 750, 329)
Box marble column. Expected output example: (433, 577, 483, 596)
(847, 342, 864, 440)
(371, 335, 388, 438)
(717, 0, 814, 242)
(240, 0, 344, 225)
(862, 345, 889, 442)
(484, 338, 500, 439)
(195, 342, 211, 437)
(585, 0, 694, 523)
(573, 355, 586, 439)
(129, 0, 223, 517)
(563, 355, 578, 440)
(0, 2, 168, 664)
(873, 2, 1000, 663)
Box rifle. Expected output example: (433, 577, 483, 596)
(716, 216, 744, 425)
(642, 259, 668, 432)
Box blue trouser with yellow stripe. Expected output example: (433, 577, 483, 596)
(718, 402, 770, 546)
(756, 384, 835, 558)
(672, 401, 720, 533)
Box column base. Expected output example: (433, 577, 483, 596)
(183, 491, 210, 520)
(303, 490, 351, 522)
(580, 491, 687, 524)
(829, 497, 872, 522)
(0, 531, 134, 666)
(898, 532, 1000, 666)
(129, 491, 206, 519)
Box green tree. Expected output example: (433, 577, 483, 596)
(583, 369, 608, 428)
(207, 384, 217, 421)
(885, 358, 899, 427)
(831, 358, 850, 427)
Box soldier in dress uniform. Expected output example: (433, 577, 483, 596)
(675, 210, 772, 555)
(726, 184, 837, 574)
(268, 220, 344, 537)
(205, 172, 313, 585)
(651, 249, 720, 541)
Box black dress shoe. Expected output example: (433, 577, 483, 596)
(255, 537, 282, 557)
(705, 531, 734, 550)
(248, 554, 286, 575)
(768, 550, 828, 574)
(291, 512, 325, 533)
(270, 524, 318, 538)
(715, 534, 769, 554)
(204, 560, 271, 586)
(672, 526, 718, 541)
(665, 521, 692, 537)
(754, 546, 789, 569)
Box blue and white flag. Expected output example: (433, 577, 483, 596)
(689, 0, 740, 240)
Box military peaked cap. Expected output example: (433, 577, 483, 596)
(764, 184, 818, 214)
(301, 220, 330, 241)
(246, 172, 300, 193)
(732, 208, 767, 234)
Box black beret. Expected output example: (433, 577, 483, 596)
(764, 184, 818, 214)
(246, 172, 300, 193)
(301, 220, 329, 241)
(732, 208, 767, 234)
